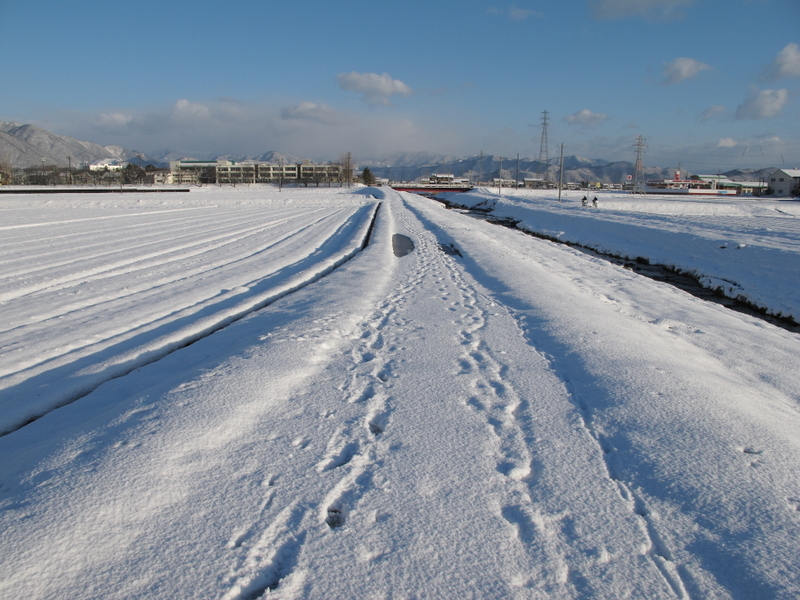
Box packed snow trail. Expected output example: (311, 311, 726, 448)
(404, 192, 800, 598)
(1, 188, 799, 599)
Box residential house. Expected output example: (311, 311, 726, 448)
(768, 169, 800, 197)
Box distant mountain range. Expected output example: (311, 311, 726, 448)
(363, 153, 777, 185)
(0, 122, 313, 170)
(0, 122, 164, 168)
(0, 122, 776, 184)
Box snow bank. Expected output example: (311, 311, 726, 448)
(444, 188, 800, 321)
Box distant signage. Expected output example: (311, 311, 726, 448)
(627, 175, 632, 181)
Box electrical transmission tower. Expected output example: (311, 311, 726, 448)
(538, 110, 550, 182)
(632, 135, 647, 193)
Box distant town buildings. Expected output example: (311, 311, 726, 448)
(89, 159, 128, 172)
(168, 159, 344, 185)
(642, 171, 770, 196)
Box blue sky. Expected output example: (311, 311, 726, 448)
(1, 0, 798, 171)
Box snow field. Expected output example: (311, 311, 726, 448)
(0, 186, 799, 598)
(0, 189, 378, 433)
(447, 188, 800, 323)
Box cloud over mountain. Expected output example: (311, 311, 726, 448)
(280, 102, 351, 125)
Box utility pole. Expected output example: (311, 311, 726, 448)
(279, 158, 283, 192)
(498, 156, 503, 195)
(632, 135, 647, 193)
(67, 155, 73, 185)
(478, 150, 484, 185)
(515, 154, 520, 188)
(538, 109, 550, 183)
(557, 144, 565, 202)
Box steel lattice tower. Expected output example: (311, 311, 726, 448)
(632, 135, 647, 193)
(538, 110, 550, 182)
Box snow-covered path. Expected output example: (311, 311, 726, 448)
(1, 188, 799, 599)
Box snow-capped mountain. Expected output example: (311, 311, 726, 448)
(363, 153, 676, 184)
(0, 122, 161, 168)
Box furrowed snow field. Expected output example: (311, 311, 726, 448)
(1, 186, 799, 599)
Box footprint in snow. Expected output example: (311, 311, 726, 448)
(317, 441, 359, 472)
(292, 436, 311, 450)
(326, 503, 346, 529)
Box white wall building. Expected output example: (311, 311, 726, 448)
(89, 159, 127, 172)
(169, 159, 341, 185)
(769, 169, 800, 197)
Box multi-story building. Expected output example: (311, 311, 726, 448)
(169, 159, 343, 185)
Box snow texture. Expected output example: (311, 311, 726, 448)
(1, 185, 799, 599)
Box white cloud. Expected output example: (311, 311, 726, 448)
(280, 101, 351, 125)
(336, 72, 413, 106)
(508, 5, 543, 20)
(735, 88, 789, 120)
(761, 43, 800, 81)
(564, 109, 609, 127)
(173, 99, 211, 120)
(699, 105, 727, 121)
(662, 57, 711, 85)
(99, 112, 134, 129)
(51, 96, 475, 162)
(589, 0, 695, 20)
(487, 5, 543, 20)
(717, 138, 739, 148)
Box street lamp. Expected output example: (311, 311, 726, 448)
(41, 159, 45, 186)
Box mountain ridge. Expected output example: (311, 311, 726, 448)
(0, 122, 778, 184)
